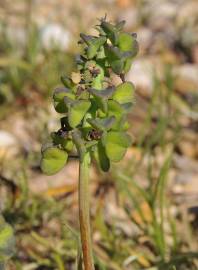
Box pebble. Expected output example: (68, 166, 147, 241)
(0, 131, 19, 159)
(137, 27, 153, 52)
(126, 57, 162, 95)
(40, 23, 70, 50)
(0, 131, 17, 147)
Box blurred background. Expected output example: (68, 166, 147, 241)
(0, 0, 198, 269)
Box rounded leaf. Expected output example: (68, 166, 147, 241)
(53, 88, 75, 113)
(113, 82, 135, 104)
(41, 147, 68, 175)
(118, 33, 139, 57)
(103, 131, 131, 162)
(53, 87, 74, 102)
(108, 100, 124, 130)
(68, 100, 91, 128)
(87, 116, 115, 131)
(118, 33, 133, 52)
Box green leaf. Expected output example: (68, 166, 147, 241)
(104, 45, 122, 61)
(111, 59, 124, 74)
(113, 82, 135, 104)
(80, 33, 93, 45)
(123, 58, 132, 73)
(107, 100, 125, 130)
(41, 147, 68, 175)
(87, 116, 115, 131)
(103, 131, 131, 162)
(0, 218, 15, 262)
(121, 103, 133, 114)
(61, 76, 75, 89)
(81, 34, 106, 59)
(53, 87, 75, 102)
(92, 36, 106, 50)
(68, 100, 91, 128)
(91, 64, 104, 89)
(87, 36, 107, 59)
(97, 140, 110, 172)
(88, 87, 115, 113)
(53, 88, 75, 113)
(118, 33, 139, 57)
(88, 87, 115, 99)
(100, 21, 118, 44)
(118, 33, 133, 52)
(87, 44, 98, 59)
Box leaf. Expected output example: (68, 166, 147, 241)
(88, 87, 115, 99)
(87, 116, 115, 131)
(40, 147, 68, 175)
(92, 36, 106, 50)
(103, 131, 131, 162)
(53, 87, 75, 113)
(53, 87, 74, 102)
(123, 57, 132, 73)
(0, 218, 15, 262)
(87, 36, 106, 59)
(80, 34, 106, 59)
(107, 100, 125, 130)
(80, 33, 93, 45)
(100, 21, 118, 44)
(113, 82, 135, 104)
(104, 45, 122, 61)
(88, 87, 115, 113)
(118, 32, 139, 56)
(97, 140, 110, 172)
(91, 64, 104, 89)
(111, 59, 124, 74)
(117, 33, 133, 52)
(68, 100, 91, 128)
(61, 76, 75, 89)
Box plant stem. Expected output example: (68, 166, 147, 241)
(79, 153, 95, 270)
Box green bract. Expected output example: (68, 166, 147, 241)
(41, 17, 138, 174)
(103, 131, 132, 162)
(41, 147, 68, 175)
(113, 82, 135, 104)
(68, 100, 91, 128)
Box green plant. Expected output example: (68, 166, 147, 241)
(0, 215, 15, 269)
(40, 17, 138, 270)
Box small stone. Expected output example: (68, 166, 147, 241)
(0, 131, 17, 147)
(126, 57, 162, 96)
(41, 23, 70, 50)
(0, 131, 19, 159)
(137, 28, 153, 52)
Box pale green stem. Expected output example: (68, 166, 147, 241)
(79, 153, 95, 270)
